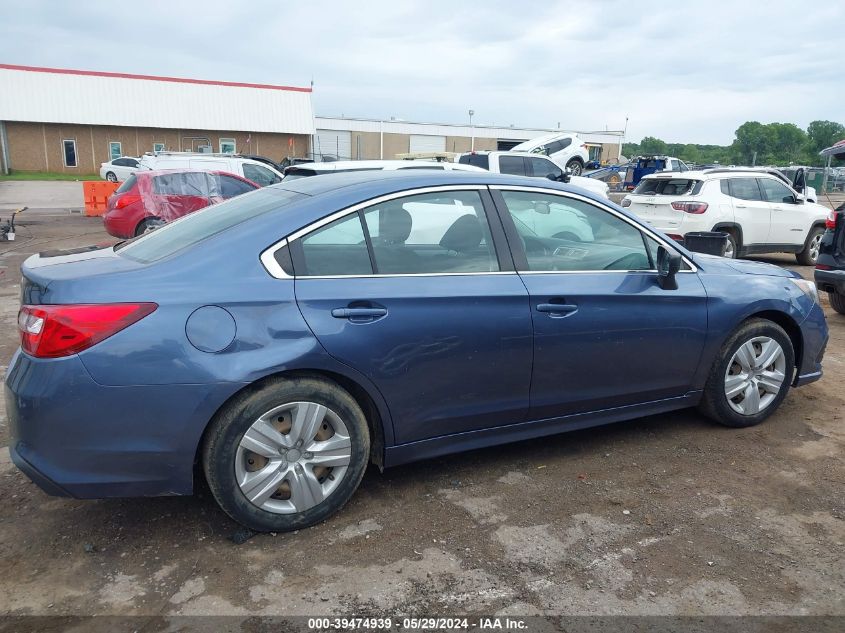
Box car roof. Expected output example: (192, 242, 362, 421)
(273, 168, 602, 200)
(513, 132, 578, 145)
(640, 169, 783, 181)
(290, 160, 463, 170)
(133, 168, 245, 178)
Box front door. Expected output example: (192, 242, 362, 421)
(291, 188, 533, 444)
(493, 187, 708, 420)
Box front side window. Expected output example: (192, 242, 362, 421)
(243, 163, 282, 186)
(362, 191, 499, 274)
(499, 155, 526, 176)
(728, 178, 763, 201)
(62, 140, 77, 167)
(219, 138, 236, 154)
(758, 178, 796, 204)
(500, 191, 652, 272)
(527, 157, 562, 179)
(109, 142, 122, 161)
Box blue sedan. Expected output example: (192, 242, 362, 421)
(6, 171, 828, 531)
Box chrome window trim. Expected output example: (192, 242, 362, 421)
(261, 185, 492, 279)
(260, 238, 292, 279)
(489, 185, 699, 273)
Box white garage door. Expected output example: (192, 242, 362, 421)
(314, 130, 352, 161)
(409, 134, 446, 153)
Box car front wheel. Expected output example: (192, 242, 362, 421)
(698, 319, 794, 428)
(105, 171, 118, 182)
(202, 376, 370, 532)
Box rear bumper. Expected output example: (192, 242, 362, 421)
(814, 268, 845, 295)
(5, 349, 240, 499)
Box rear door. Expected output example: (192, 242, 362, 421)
(758, 177, 805, 245)
(492, 186, 708, 419)
(291, 186, 533, 444)
(725, 177, 770, 246)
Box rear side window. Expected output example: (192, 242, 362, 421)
(633, 178, 700, 195)
(117, 188, 304, 263)
(719, 179, 731, 196)
(499, 155, 526, 175)
(727, 178, 763, 201)
(152, 172, 211, 196)
(458, 154, 489, 169)
(115, 174, 136, 193)
(300, 214, 372, 276)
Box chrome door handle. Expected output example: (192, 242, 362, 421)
(536, 303, 578, 317)
(331, 307, 387, 319)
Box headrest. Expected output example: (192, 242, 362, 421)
(440, 214, 482, 253)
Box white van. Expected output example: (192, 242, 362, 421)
(139, 152, 284, 187)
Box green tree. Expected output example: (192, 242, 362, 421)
(639, 136, 667, 155)
(806, 120, 845, 157)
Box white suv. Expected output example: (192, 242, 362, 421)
(509, 133, 590, 175)
(621, 169, 829, 264)
(139, 152, 284, 187)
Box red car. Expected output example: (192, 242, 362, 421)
(103, 169, 258, 238)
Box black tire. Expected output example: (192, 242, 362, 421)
(134, 218, 163, 237)
(698, 318, 794, 428)
(829, 291, 845, 315)
(105, 171, 117, 183)
(796, 226, 824, 265)
(722, 230, 738, 259)
(566, 159, 583, 177)
(202, 376, 370, 532)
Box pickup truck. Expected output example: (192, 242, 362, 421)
(457, 151, 610, 199)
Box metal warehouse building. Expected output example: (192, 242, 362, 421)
(0, 64, 623, 175)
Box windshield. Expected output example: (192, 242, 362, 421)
(458, 154, 489, 169)
(117, 188, 305, 264)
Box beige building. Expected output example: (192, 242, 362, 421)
(0, 64, 624, 176)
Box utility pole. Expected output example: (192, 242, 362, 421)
(469, 109, 475, 151)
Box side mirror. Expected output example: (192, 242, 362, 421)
(656, 245, 681, 290)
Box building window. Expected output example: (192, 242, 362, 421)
(109, 141, 122, 161)
(62, 140, 77, 168)
(153, 142, 165, 153)
(219, 138, 236, 154)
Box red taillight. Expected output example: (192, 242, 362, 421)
(671, 201, 709, 214)
(666, 234, 685, 242)
(18, 303, 157, 358)
(114, 193, 141, 210)
(825, 210, 837, 230)
(815, 264, 832, 270)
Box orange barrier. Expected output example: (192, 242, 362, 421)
(83, 181, 120, 216)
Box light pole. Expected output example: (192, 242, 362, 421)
(469, 109, 475, 151)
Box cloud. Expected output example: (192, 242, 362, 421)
(1, 0, 842, 144)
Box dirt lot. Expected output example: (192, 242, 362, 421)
(0, 209, 843, 620)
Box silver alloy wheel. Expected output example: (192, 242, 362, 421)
(723, 237, 735, 258)
(106, 172, 117, 182)
(724, 336, 786, 415)
(235, 401, 351, 514)
(568, 162, 582, 176)
(808, 232, 822, 263)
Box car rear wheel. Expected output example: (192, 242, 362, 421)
(202, 376, 370, 532)
(566, 159, 583, 176)
(796, 227, 824, 265)
(722, 231, 738, 258)
(134, 218, 164, 237)
(105, 171, 118, 182)
(698, 319, 794, 428)
(829, 291, 845, 315)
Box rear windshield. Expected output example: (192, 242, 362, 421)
(633, 178, 702, 195)
(116, 188, 304, 264)
(115, 174, 136, 193)
(458, 154, 489, 169)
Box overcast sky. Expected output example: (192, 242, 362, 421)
(1, 1, 842, 145)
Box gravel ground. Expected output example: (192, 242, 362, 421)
(0, 212, 842, 619)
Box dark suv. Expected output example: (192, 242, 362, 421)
(814, 201, 845, 314)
